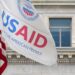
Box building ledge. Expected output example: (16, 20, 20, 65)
(32, 0, 75, 5)
(5, 47, 75, 64)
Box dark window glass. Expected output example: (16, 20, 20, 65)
(50, 18, 71, 27)
(51, 31, 60, 47)
(61, 31, 71, 47)
(49, 18, 71, 47)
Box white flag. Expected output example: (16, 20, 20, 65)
(0, 0, 57, 66)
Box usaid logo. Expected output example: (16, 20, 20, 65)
(17, 0, 38, 20)
(2, 11, 47, 48)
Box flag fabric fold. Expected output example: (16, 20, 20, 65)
(0, 0, 57, 66)
(0, 30, 7, 75)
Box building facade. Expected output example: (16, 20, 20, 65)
(6, 0, 75, 65)
(3, 0, 75, 75)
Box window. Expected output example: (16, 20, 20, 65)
(49, 18, 71, 47)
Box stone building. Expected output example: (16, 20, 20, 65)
(3, 0, 75, 75)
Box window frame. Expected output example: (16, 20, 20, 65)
(49, 17, 72, 48)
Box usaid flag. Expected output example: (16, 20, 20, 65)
(0, 0, 57, 66)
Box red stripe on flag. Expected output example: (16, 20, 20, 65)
(0, 30, 7, 75)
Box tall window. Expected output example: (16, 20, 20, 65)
(49, 18, 71, 47)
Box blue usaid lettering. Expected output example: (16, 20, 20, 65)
(17, 0, 38, 20)
(2, 11, 19, 33)
(2, 11, 47, 48)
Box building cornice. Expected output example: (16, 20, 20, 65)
(6, 48, 75, 64)
(32, 0, 75, 5)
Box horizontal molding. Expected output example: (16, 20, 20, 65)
(32, 0, 75, 3)
(5, 47, 75, 64)
(32, 0, 75, 5)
